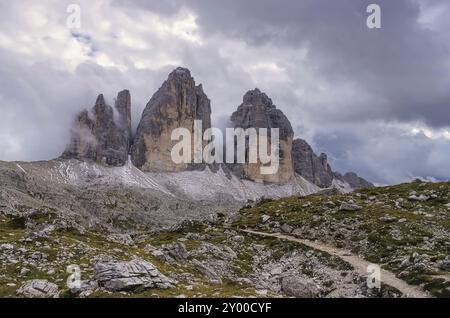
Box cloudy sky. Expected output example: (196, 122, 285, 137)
(0, 0, 449, 184)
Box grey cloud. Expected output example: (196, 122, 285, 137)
(0, 48, 169, 161)
(127, 0, 450, 128)
(313, 123, 450, 184)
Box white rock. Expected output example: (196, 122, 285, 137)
(339, 203, 362, 211)
(0, 243, 14, 250)
(16, 279, 59, 298)
(408, 194, 430, 202)
(281, 276, 321, 298)
(270, 267, 283, 276)
(94, 258, 174, 292)
(379, 215, 397, 223)
(256, 289, 268, 296)
(192, 259, 222, 285)
(20, 268, 30, 276)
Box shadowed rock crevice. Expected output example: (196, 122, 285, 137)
(292, 139, 334, 188)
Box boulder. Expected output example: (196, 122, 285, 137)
(69, 280, 99, 298)
(16, 279, 59, 298)
(437, 256, 450, 271)
(379, 215, 397, 223)
(339, 203, 362, 211)
(0, 243, 14, 251)
(94, 258, 174, 292)
(281, 224, 294, 233)
(292, 139, 334, 188)
(408, 194, 430, 202)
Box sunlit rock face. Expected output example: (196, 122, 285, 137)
(229, 88, 294, 184)
(61, 90, 132, 166)
(131, 67, 211, 172)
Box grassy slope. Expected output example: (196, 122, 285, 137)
(235, 180, 450, 297)
(1, 180, 449, 298)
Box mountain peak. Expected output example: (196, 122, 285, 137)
(168, 67, 192, 80)
(62, 90, 132, 166)
(243, 88, 274, 109)
(131, 67, 211, 172)
(95, 94, 106, 106)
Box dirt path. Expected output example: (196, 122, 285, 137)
(242, 229, 431, 298)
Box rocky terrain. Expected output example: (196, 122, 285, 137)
(62, 67, 372, 190)
(0, 66, 394, 298)
(131, 67, 212, 172)
(230, 88, 294, 183)
(2, 178, 448, 298)
(0, 158, 319, 229)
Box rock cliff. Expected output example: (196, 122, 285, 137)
(292, 139, 334, 188)
(131, 67, 211, 172)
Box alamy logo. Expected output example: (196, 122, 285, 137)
(366, 264, 381, 289)
(171, 120, 280, 175)
(66, 264, 81, 289)
(66, 4, 81, 29)
(367, 4, 382, 29)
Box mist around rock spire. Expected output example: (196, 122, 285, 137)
(61, 90, 132, 166)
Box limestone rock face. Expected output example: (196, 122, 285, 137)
(292, 139, 334, 188)
(230, 89, 294, 183)
(94, 258, 174, 292)
(334, 172, 374, 190)
(61, 90, 132, 166)
(16, 279, 59, 298)
(131, 67, 211, 172)
(292, 138, 373, 189)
